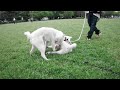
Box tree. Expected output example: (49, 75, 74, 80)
(0, 11, 29, 21)
(63, 11, 74, 18)
(47, 11, 54, 19)
(52, 11, 59, 19)
(102, 11, 114, 18)
(113, 11, 120, 16)
(19, 11, 30, 21)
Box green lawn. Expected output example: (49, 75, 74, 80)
(0, 19, 120, 79)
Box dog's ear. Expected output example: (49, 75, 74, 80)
(64, 37, 66, 41)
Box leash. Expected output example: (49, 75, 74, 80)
(71, 11, 87, 43)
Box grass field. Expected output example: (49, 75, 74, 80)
(0, 19, 120, 79)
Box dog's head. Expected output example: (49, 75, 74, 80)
(55, 35, 72, 50)
(64, 35, 72, 44)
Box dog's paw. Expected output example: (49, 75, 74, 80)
(42, 58, 50, 61)
(46, 59, 51, 60)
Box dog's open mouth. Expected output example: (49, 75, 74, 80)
(64, 40, 72, 45)
(55, 44, 61, 50)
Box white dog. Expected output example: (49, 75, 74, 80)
(47, 36, 77, 54)
(24, 27, 65, 60)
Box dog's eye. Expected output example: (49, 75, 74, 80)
(67, 39, 68, 40)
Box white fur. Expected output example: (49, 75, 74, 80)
(47, 36, 77, 54)
(24, 27, 65, 60)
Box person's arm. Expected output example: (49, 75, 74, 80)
(85, 11, 89, 13)
(90, 11, 102, 18)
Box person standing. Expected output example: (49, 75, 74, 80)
(13, 17, 16, 24)
(30, 17, 33, 22)
(86, 11, 102, 40)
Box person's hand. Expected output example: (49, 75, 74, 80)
(85, 11, 89, 13)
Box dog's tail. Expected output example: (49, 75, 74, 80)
(24, 31, 31, 40)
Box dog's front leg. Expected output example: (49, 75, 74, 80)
(51, 41, 56, 51)
(47, 50, 63, 55)
(47, 45, 52, 48)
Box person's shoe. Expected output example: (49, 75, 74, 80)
(87, 36, 91, 40)
(96, 31, 101, 37)
(87, 38, 91, 40)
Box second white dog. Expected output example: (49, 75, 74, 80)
(47, 36, 77, 54)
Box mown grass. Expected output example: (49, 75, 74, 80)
(0, 19, 120, 79)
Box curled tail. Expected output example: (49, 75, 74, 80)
(24, 31, 31, 40)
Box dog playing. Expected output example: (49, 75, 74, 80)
(47, 35, 77, 54)
(24, 27, 65, 60)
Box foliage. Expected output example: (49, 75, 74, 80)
(63, 11, 74, 18)
(0, 11, 120, 23)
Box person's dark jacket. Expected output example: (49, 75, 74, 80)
(89, 11, 102, 16)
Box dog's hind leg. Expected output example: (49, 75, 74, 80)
(30, 45, 36, 55)
(41, 51, 49, 60)
(37, 45, 49, 60)
(34, 36, 49, 60)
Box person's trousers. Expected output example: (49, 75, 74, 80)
(87, 14, 100, 38)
